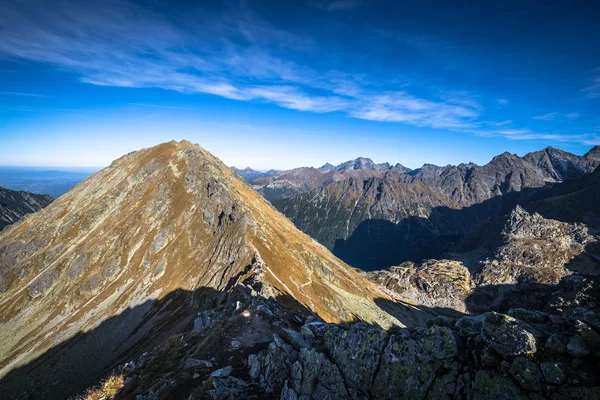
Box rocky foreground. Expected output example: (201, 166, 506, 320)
(80, 273, 599, 400)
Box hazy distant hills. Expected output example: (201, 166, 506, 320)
(230, 166, 280, 180)
(0, 167, 94, 198)
(273, 146, 600, 270)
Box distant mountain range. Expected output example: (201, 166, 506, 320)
(0, 167, 94, 198)
(238, 157, 411, 201)
(230, 166, 281, 180)
(273, 146, 600, 270)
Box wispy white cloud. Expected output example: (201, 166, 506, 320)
(533, 112, 581, 121)
(0, 0, 594, 146)
(533, 112, 558, 121)
(584, 68, 600, 98)
(129, 103, 192, 110)
(0, 91, 45, 97)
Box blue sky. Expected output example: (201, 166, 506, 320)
(1, 0, 599, 170)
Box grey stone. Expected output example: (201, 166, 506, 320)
(371, 326, 459, 399)
(482, 312, 537, 359)
(573, 320, 600, 352)
(567, 335, 590, 358)
(210, 366, 233, 379)
(323, 323, 388, 398)
(546, 333, 568, 355)
(472, 370, 525, 400)
(509, 357, 543, 391)
(281, 328, 309, 351)
(184, 358, 213, 369)
(507, 308, 549, 324)
(540, 362, 566, 385)
(455, 313, 488, 336)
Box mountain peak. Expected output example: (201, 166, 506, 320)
(0, 141, 412, 386)
(585, 145, 600, 159)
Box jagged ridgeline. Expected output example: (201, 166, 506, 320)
(0, 141, 424, 398)
(273, 146, 600, 270)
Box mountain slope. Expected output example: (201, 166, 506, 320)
(0, 141, 418, 397)
(273, 173, 465, 270)
(0, 186, 53, 231)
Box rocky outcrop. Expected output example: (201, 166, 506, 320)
(0, 186, 53, 231)
(367, 259, 471, 312)
(247, 304, 600, 400)
(477, 205, 592, 287)
(73, 277, 600, 399)
(370, 204, 599, 315)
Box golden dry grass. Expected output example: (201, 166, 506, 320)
(78, 374, 125, 400)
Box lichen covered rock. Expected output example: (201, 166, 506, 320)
(482, 312, 537, 358)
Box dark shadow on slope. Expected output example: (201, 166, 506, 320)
(0, 285, 265, 400)
(2, 273, 598, 399)
(331, 168, 600, 271)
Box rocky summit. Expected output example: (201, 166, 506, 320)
(0, 186, 53, 231)
(0, 141, 421, 399)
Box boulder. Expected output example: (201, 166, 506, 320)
(210, 366, 233, 379)
(323, 323, 388, 398)
(281, 328, 309, 351)
(284, 348, 349, 400)
(546, 333, 568, 355)
(567, 335, 590, 358)
(371, 326, 459, 399)
(507, 308, 549, 324)
(472, 371, 525, 400)
(572, 320, 600, 352)
(248, 334, 298, 393)
(482, 313, 537, 358)
(540, 362, 566, 385)
(509, 357, 543, 391)
(567, 308, 600, 330)
(455, 313, 489, 336)
(184, 358, 213, 369)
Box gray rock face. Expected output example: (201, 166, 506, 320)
(567, 335, 590, 358)
(248, 334, 298, 393)
(0, 186, 53, 231)
(472, 371, 525, 400)
(509, 357, 543, 391)
(323, 323, 388, 398)
(507, 308, 549, 324)
(371, 326, 460, 399)
(455, 314, 488, 336)
(540, 361, 566, 385)
(482, 313, 537, 358)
